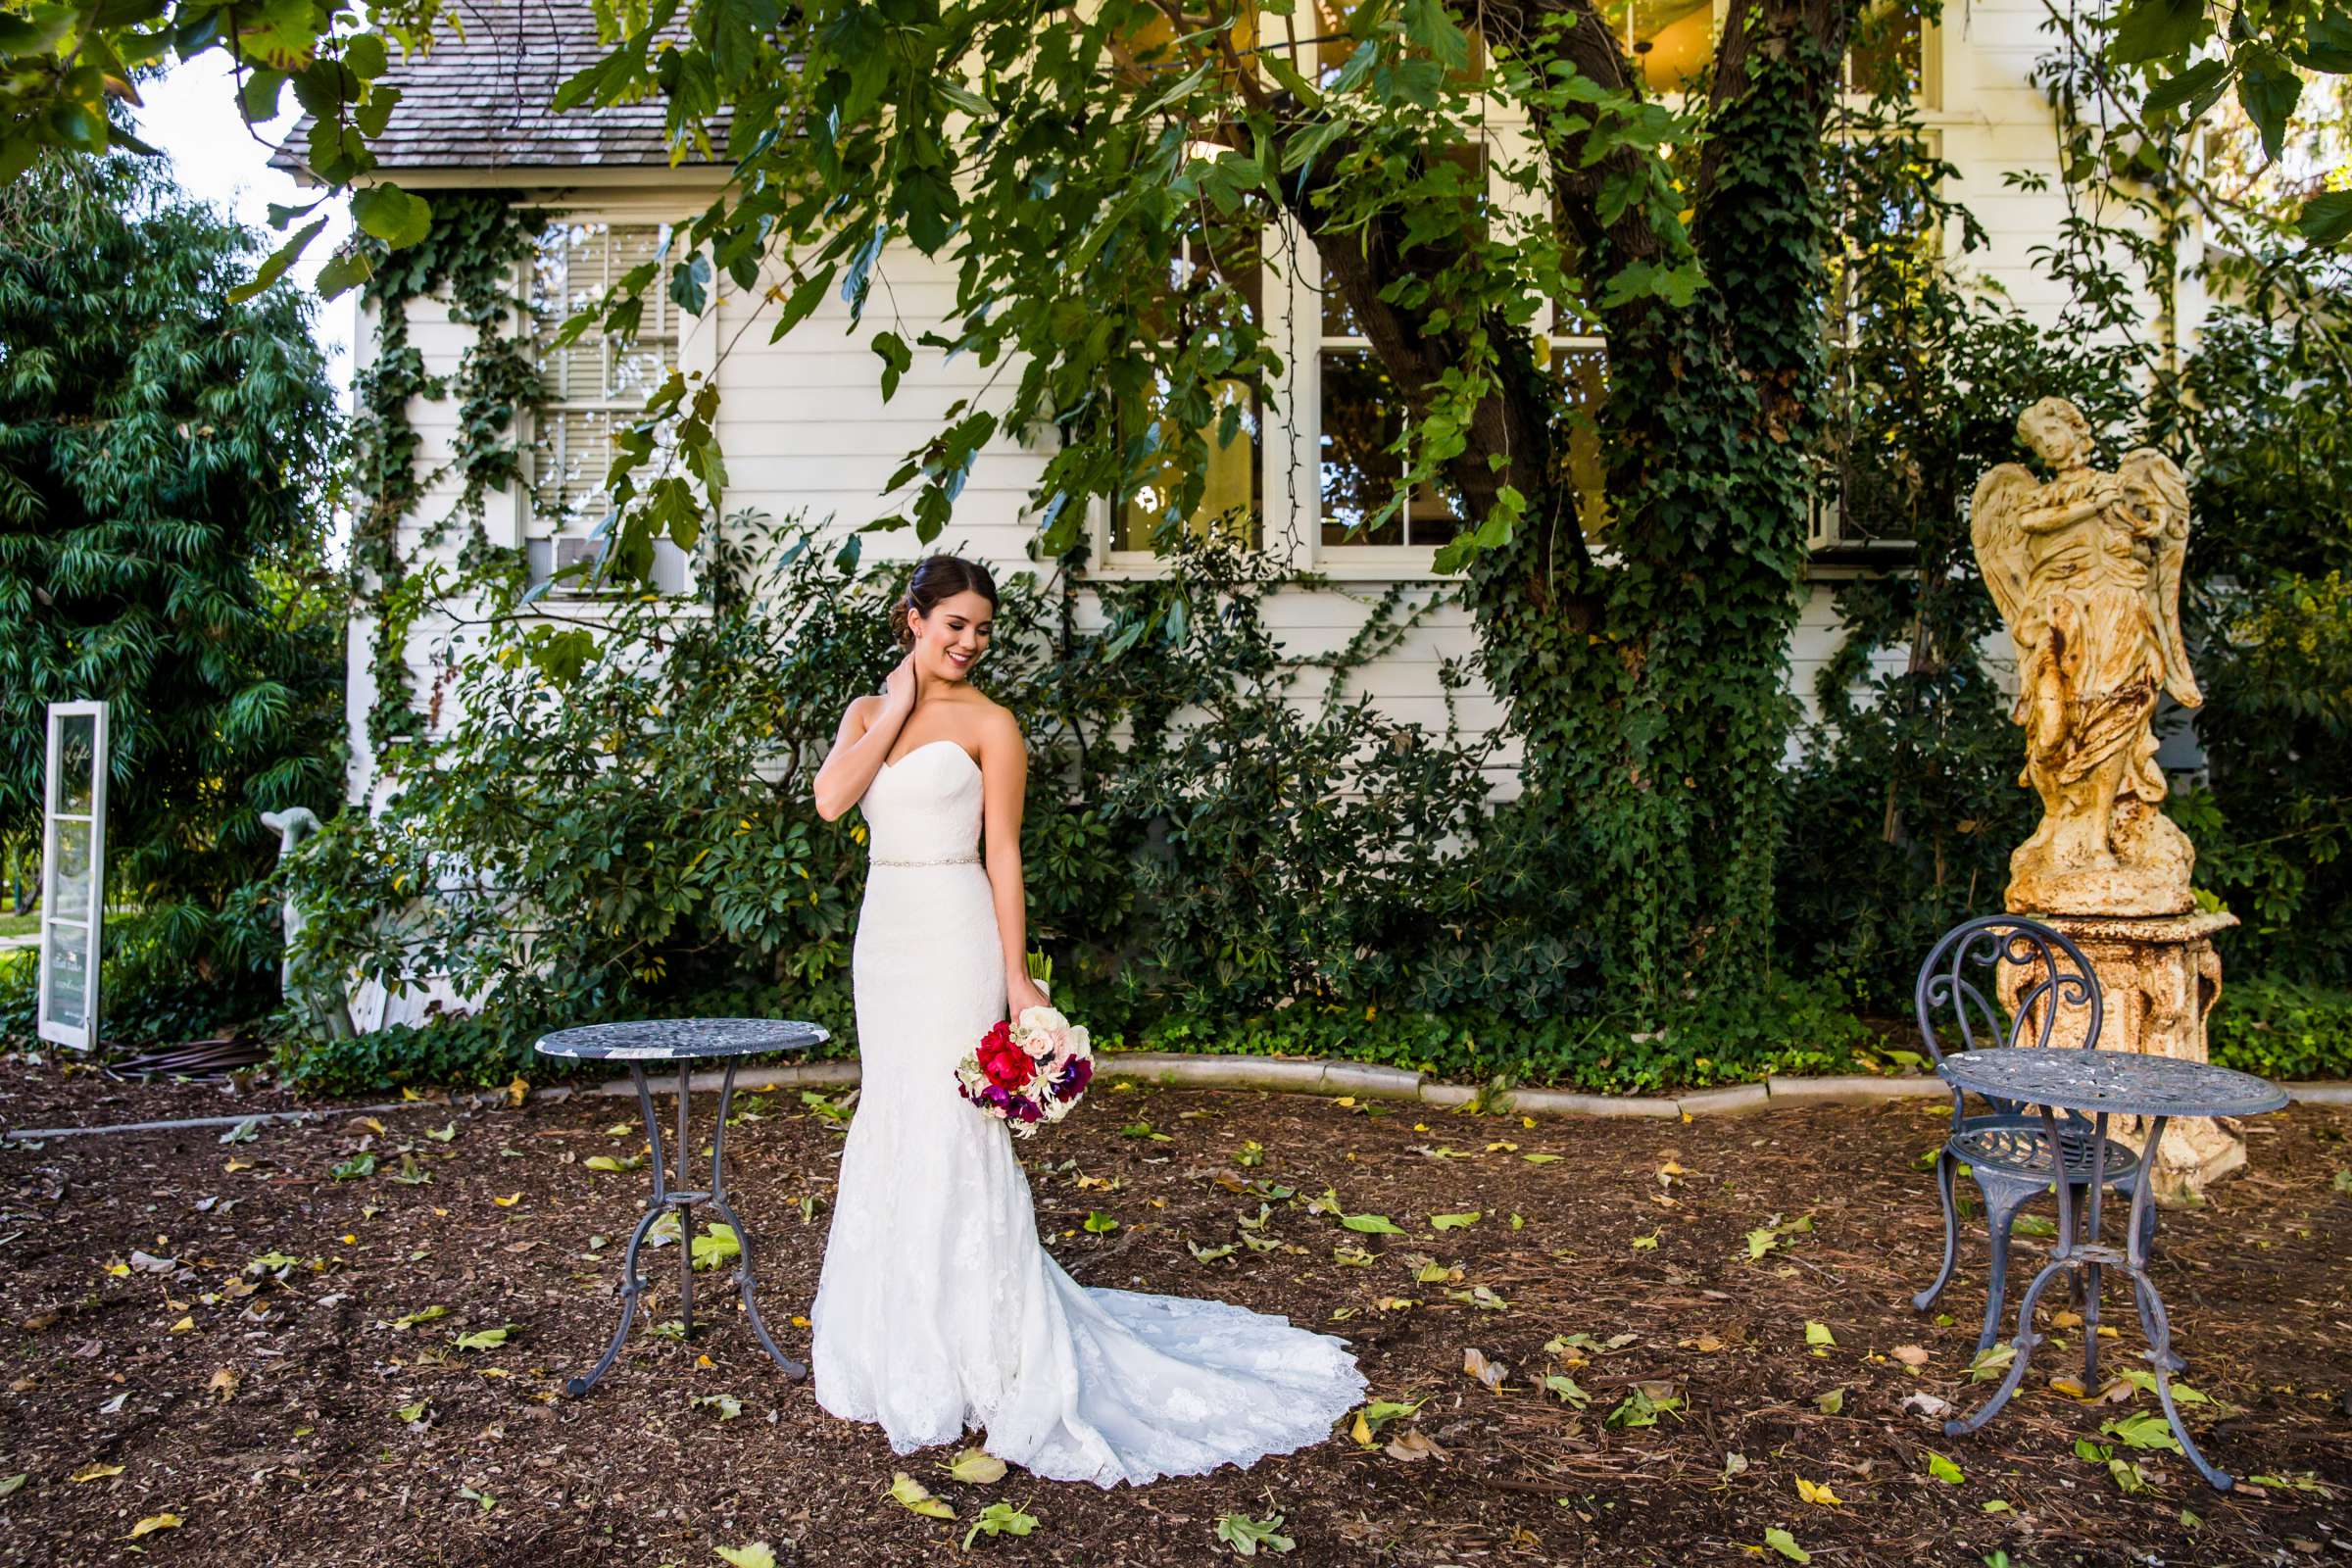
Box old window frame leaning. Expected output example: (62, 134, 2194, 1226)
(521, 214, 707, 598)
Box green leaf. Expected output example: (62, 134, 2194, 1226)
(2137, 57, 2230, 119)
(352, 184, 432, 250)
(873, 330, 913, 401)
(1804, 1320, 1836, 1348)
(2235, 48, 2303, 162)
(1340, 1210, 1405, 1235)
(2108, 0, 2209, 65)
(452, 1324, 513, 1350)
(692, 1223, 741, 1270)
(227, 215, 325, 304)
(1927, 1450, 1966, 1485)
(2297, 190, 2352, 246)
(1543, 1374, 1590, 1407)
(1083, 1210, 1119, 1234)
(317, 247, 374, 301)
(1763, 1528, 1812, 1564)
(1214, 1511, 1295, 1555)
(2292, 7, 2352, 71)
(1428, 1210, 1480, 1231)
(714, 1545, 777, 1568)
(960, 1501, 1041, 1548)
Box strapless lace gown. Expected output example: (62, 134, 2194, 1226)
(808, 737, 1369, 1488)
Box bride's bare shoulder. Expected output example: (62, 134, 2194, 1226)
(969, 695, 1025, 751)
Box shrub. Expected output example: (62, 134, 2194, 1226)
(2207, 975, 2352, 1083)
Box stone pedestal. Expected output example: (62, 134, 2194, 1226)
(1998, 909, 2240, 1203)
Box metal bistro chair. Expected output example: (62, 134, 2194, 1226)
(1911, 914, 2152, 1355)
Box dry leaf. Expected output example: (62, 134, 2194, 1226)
(1891, 1345, 1931, 1367)
(126, 1513, 182, 1539)
(71, 1462, 123, 1483)
(1384, 1428, 1447, 1462)
(1461, 1348, 1509, 1392)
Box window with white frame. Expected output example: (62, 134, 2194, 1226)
(525, 219, 693, 594)
(1316, 141, 1486, 555)
(1108, 218, 1266, 558)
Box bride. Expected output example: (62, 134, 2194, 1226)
(807, 553, 1369, 1488)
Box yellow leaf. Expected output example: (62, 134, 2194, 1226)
(207, 1367, 238, 1402)
(715, 1544, 777, 1568)
(223, 1157, 253, 1172)
(103, 1262, 129, 1277)
(170, 1316, 194, 1333)
(401, 1086, 425, 1101)
(357, 1116, 386, 1135)
(888, 1470, 955, 1519)
(72, 1462, 124, 1483)
(505, 1075, 529, 1108)
(789, 1315, 810, 1328)
(127, 1513, 183, 1539)
(1795, 1477, 1842, 1506)
(948, 1447, 1007, 1484)
(1350, 1409, 1375, 1447)
(493, 1193, 522, 1208)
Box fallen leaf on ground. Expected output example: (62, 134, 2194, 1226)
(888, 1470, 955, 1520)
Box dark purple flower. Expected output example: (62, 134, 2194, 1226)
(1009, 1096, 1043, 1122)
(1054, 1056, 1093, 1100)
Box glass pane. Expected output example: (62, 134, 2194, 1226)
(533, 408, 620, 528)
(1120, 380, 1262, 551)
(51, 816, 92, 914)
(1320, 348, 1405, 546)
(43, 924, 89, 1032)
(56, 712, 95, 814)
(1846, 2, 1923, 95)
(1604, 0, 1715, 93)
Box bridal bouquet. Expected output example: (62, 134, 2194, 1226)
(955, 987, 1093, 1137)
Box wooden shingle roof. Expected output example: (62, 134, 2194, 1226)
(270, 0, 726, 176)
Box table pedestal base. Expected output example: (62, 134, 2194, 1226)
(564, 1058, 807, 1396)
(1943, 1112, 2234, 1491)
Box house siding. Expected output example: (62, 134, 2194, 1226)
(344, 12, 2135, 812)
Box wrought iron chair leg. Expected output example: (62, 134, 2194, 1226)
(1974, 1177, 2035, 1356)
(1913, 1148, 1961, 1313)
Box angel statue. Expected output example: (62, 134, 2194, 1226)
(1972, 396, 2202, 916)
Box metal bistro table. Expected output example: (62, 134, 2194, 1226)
(534, 1018, 829, 1396)
(1936, 1046, 2288, 1490)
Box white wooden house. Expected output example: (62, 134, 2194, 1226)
(276, 0, 2202, 815)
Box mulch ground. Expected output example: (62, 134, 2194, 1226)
(0, 1051, 2345, 1567)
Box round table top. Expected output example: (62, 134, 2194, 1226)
(1938, 1048, 2289, 1120)
(533, 1018, 831, 1062)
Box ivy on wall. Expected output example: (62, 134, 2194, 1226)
(345, 192, 546, 765)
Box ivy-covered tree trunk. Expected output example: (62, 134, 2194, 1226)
(1323, 0, 1856, 1001)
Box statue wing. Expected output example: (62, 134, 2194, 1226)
(2120, 447, 2202, 709)
(1969, 463, 2037, 633)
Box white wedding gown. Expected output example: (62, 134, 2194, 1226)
(808, 737, 1369, 1488)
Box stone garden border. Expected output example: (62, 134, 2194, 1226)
(3, 1055, 2346, 1142)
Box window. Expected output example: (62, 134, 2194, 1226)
(1603, 0, 1936, 104)
(1607, 0, 1716, 94)
(1111, 222, 1265, 556)
(1317, 274, 1463, 550)
(1317, 142, 1487, 554)
(525, 219, 693, 593)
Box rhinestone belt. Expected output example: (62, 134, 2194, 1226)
(870, 852, 982, 868)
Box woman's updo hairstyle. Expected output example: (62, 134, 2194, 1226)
(889, 554, 1000, 652)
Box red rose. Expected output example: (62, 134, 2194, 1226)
(977, 1035, 1036, 1091)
